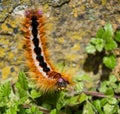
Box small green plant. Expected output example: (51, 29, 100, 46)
(86, 23, 120, 69)
(0, 72, 43, 114)
(0, 72, 120, 114)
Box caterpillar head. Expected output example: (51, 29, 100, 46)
(57, 77, 69, 90)
(25, 9, 42, 18)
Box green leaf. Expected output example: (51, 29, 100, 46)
(85, 44, 96, 54)
(66, 96, 80, 106)
(30, 90, 41, 99)
(17, 88, 28, 99)
(102, 23, 113, 39)
(104, 39, 117, 51)
(109, 75, 117, 83)
(83, 101, 94, 114)
(5, 106, 17, 114)
(99, 81, 108, 93)
(56, 92, 66, 110)
(16, 72, 28, 90)
(0, 82, 11, 98)
(96, 42, 104, 52)
(105, 87, 114, 96)
(50, 109, 57, 114)
(15, 72, 29, 98)
(93, 100, 103, 114)
(17, 97, 28, 105)
(103, 103, 117, 114)
(100, 98, 108, 106)
(90, 38, 104, 52)
(107, 97, 117, 105)
(96, 27, 104, 38)
(114, 30, 120, 42)
(25, 105, 43, 114)
(115, 83, 120, 93)
(103, 55, 116, 69)
(79, 93, 88, 104)
(90, 38, 98, 44)
(110, 83, 118, 89)
(74, 81, 83, 93)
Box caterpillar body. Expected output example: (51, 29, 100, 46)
(22, 9, 71, 92)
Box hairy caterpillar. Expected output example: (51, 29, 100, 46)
(22, 9, 72, 92)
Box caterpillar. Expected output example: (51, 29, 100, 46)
(22, 9, 72, 92)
